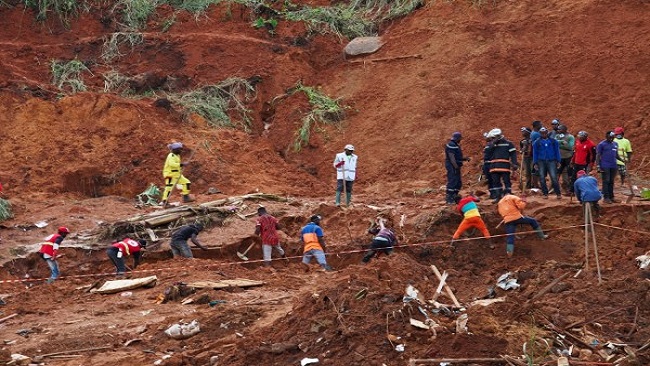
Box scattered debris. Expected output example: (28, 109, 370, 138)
(300, 357, 319, 366)
(32, 346, 113, 362)
(153, 354, 172, 365)
(90, 276, 158, 294)
(456, 313, 469, 334)
(187, 279, 265, 290)
(9, 353, 30, 365)
(395, 344, 405, 352)
(636, 252, 650, 269)
(496, 272, 520, 290)
(409, 318, 430, 330)
(165, 320, 200, 340)
(403, 284, 422, 303)
(470, 297, 506, 307)
(35, 220, 48, 228)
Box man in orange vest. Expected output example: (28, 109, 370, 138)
(497, 194, 548, 257)
(300, 215, 332, 271)
(38, 226, 70, 283)
(107, 238, 147, 275)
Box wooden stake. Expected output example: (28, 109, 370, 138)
(430, 265, 461, 307)
(35, 346, 112, 360)
(584, 203, 589, 270)
(587, 203, 602, 283)
(0, 313, 18, 324)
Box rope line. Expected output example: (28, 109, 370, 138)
(1, 221, 648, 285)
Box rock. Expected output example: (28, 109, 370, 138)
(579, 348, 593, 360)
(344, 37, 384, 56)
(209, 356, 219, 365)
(164, 320, 200, 340)
(10, 354, 31, 365)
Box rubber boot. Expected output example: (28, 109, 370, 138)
(535, 227, 549, 240)
(346, 191, 352, 206)
(335, 191, 341, 206)
(323, 264, 333, 272)
(506, 243, 514, 257)
(183, 194, 195, 203)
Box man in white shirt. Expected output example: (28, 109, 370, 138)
(333, 144, 358, 206)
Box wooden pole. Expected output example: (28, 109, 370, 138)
(430, 265, 461, 307)
(584, 203, 589, 270)
(0, 313, 18, 324)
(587, 203, 602, 284)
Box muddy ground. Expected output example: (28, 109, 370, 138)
(0, 0, 649, 365)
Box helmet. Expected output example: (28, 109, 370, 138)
(344, 144, 354, 151)
(614, 127, 624, 135)
(520, 127, 531, 133)
(487, 128, 502, 138)
(310, 214, 322, 223)
(577, 131, 588, 138)
(551, 119, 560, 125)
(451, 132, 462, 141)
(138, 239, 147, 248)
(168, 142, 183, 150)
(58, 226, 70, 234)
(540, 127, 548, 132)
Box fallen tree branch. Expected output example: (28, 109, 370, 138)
(33, 345, 112, 360)
(528, 272, 571, 302)
(0, 313, 18, 323)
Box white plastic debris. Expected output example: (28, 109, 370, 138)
(153, 354, 172, 365)
(636, 253, 650, 269)
(403, 284, 421, 303)
(456, 313, 469, 334)
(300, 357, 319, 366)
(10, 354, 31, 365)
(395, 344, 405, 352)
(35, 221, 48, 228)
(165, 320, 200, 339)
(497, 272, 520, 290)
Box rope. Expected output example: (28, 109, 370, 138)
(2, 221, 648, 285)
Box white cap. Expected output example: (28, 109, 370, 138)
(344, 144, 355, 151)
(487, 128, 502, 138)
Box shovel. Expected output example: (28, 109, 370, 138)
(237, 241, 256, 261)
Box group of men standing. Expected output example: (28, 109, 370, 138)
(446, 120, 633, 204)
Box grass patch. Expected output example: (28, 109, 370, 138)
(50, 58, 92, 94)
(101, 32, 144, 62)
(23, 0, 84, 25)
(113, 0, 161, 30)
(0, 198, 13, 222)
(290, 82, 345, 151)
(167, 0, 222, 16)
(168, 77, 256, 131)
(283, 0, 423, 39)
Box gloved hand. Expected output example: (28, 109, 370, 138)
(117, 251, 123, 259)
(335, 161, 344, 168)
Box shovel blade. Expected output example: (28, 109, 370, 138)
(237, 252, 249, 261)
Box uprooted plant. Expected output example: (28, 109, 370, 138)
(167, 77, 257, 131)
(289, 82, 346, 151)
(101, 32, 144, 62)
(50, 59, 93, 94)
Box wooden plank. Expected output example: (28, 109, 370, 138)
(0, 313, 18, 324)
(90, 276, 158, 294)
(430, 265, 462, 307)
(188, 279, 265, 289)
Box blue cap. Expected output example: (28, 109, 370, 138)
(451, 132, 462, 141)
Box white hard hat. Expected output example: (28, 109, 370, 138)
(344, 144, 355, 151)
(168, 142, 183, 150)
(487, 128, 502, 138)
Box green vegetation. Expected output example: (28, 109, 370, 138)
(50, 59, 92, 94)
(23, 0, 83, 25)
(101, 32, 144, 62)
(167, 0, 221, 16)
(113, 0, 160, 30)
(252, 16, 278, 34)
(0, 198, 12, 222)
(290, 82, 345, 151)
(283, 0, 423, 39)
(168, 77, 256, 131)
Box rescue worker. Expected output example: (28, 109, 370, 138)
(445, 132, 471, 204)
(570, 131, 597, 192)
(254, 206, 287, 267)
(549, 119, 561, 139)
(497, 194, 548, 257)
(333, 144, 358, 206)
(169, 223, 208, 258)
(613, 127, 633, 185)
(161, 142, 193, 208)
(107, 238, 147, 275)
(574, 170, 602, 218)
(300, 215, 332, 271)
(555, 124, 575, 193)
(452, 194, 490, 242)
(529, 120, 543, 188)
(485, 128, 518, 203)
(362, 218, 397, 263)
(520, 127, 533, 189)
(38, 226, 70, 283)
(482, 133, 499, 199)
(533, 127, 562, 199)
(595, 131, 619, 203)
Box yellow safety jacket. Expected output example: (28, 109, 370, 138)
(163, 153, 182, 178)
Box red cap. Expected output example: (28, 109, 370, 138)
(58, 226, 70, 234)
(577, 170, 586, 178)
(614, 127, 624, 135)
(0, 182, 3, 192)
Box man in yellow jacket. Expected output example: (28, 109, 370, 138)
(497, 194, 548, 257)
(161, 142, 193, 207)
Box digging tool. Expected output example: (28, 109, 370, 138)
(237, 241, 257, 261)
(518, 148, 526, 192)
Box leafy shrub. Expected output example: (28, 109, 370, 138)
(50, 59, 92, 94)
(290, 82, 345, 151)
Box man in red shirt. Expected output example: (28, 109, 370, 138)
(255, 206, 286, 266)
(38, 226, 70, 283)
(570, 131, 596, 193)
(107, 238, 147, 275)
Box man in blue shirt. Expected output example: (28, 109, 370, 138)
(595, 131, 620, 203)
(574, 170, 602, 217)
(532, 128, 562, 199)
